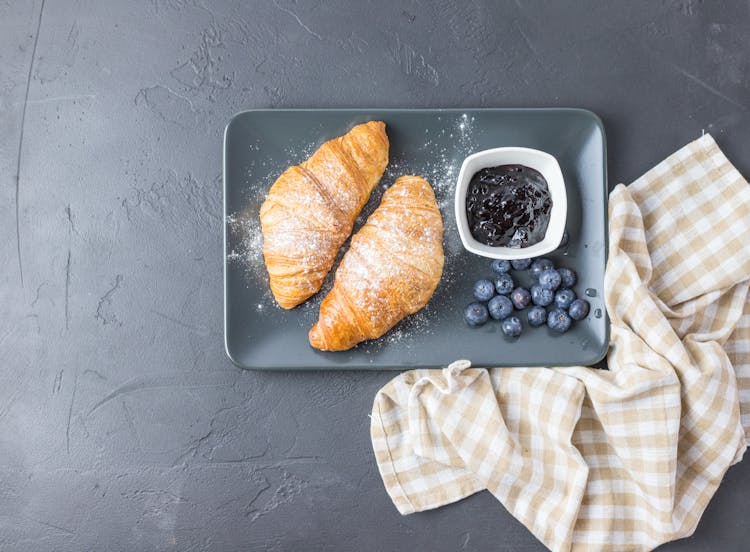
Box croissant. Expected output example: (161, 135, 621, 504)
(260, 121, 389, 309)
(309, 176, 444, 351)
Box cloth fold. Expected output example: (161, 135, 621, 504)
(371, 134, 750, 551)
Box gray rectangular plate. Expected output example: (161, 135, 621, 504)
(224, 108, 608, 370)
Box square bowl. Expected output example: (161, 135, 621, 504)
(454, 147, 567, 259)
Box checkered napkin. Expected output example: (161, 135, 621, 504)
(371, 134, 750, 551)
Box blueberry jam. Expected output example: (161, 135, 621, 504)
(465, 164, 552, 248)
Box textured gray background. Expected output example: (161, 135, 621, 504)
(1, 1, 749, 550)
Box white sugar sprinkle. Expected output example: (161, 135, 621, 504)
(228, 114, 479, 344)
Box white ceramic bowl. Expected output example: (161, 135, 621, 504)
(454, 147, 567, 260)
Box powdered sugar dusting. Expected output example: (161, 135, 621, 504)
(283, 139, 317, 165)
(226, 204, 279, 311)
(227, 137, 339, 312)
(378, 113, 479, 319)
(334, 180, 443, 343)
(228, 114, 479, 347)
(348, 114, 479, 347)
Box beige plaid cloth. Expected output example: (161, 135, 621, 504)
(371, 134, 750, 551)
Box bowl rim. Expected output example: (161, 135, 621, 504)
(454, 146, 567, 260)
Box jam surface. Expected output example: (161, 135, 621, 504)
(465, 164, 552, 248)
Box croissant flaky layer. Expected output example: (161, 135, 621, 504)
(309, 176, 444, 351)
(260, 121, 389, 309)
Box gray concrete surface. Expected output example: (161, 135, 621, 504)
(1, 1, 749, 550)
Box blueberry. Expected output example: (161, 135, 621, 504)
(568, 299, 590, 321)
(557, 267, 577, 288)
(511, 287, 531, 310)
(558, 230, 569, 248)
(491, 259, 512, 274)
(530, 284, 554, 307)
(527, 306, 547, 327)
(464, 302, 489, 327)
(488, 295, 513, 320)
(473, 279, 495, 302)
(554, 288, 576, 310)
(530, 258, 554, 279)
(494, 273, 515, 295)
(547, 308, 572, 333)
(501, 316, 522, 337)
(511, 258, 532, 270)
(538, 269, 562, 290)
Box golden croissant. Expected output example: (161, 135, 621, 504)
(260, 121, 389, 309)
(309, 176, 444, 351)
